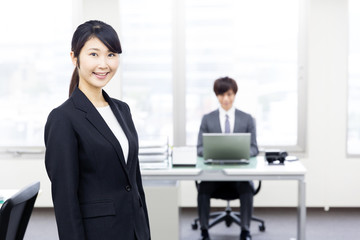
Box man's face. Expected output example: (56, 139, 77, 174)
(217, 89, 236, 111)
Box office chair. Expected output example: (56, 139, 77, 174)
(191, 181, 265, 232)
(0, 182, 40, 240)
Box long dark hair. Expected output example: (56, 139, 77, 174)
(69, 20, 122, 97)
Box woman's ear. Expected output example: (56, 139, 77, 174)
(70, 51, 77, 67)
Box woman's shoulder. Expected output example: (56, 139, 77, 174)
(110, 98, 130, 111)
(102, 89, 130, 112)
(47, 98, 75, 122)
(110, 97, 126, 106)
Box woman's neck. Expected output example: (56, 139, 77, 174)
(78, 82, 108, 107)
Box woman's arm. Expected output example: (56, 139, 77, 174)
(44, 109, 86, 240)
(136, 159, 151, 233)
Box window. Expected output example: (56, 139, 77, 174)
(119, 0, 304, 149)
(1, 0, 305, 153)
(348, 0, 360, 155)
(185, 0, 302, 148)
(119, 0, 173, 143)
(0, 0, 73, 149)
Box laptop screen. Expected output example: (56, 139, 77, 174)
(203, 133, 251, 160)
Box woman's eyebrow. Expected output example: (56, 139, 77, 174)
(87, 48, 114, 53)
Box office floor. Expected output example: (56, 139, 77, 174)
(24, 207, 360, 240)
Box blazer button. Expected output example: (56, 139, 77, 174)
(125, 185, 131, 192)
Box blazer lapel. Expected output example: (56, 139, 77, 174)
(71, 87, 130, 175)
(103, 91, 137, 171)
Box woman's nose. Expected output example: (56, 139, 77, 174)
(98, 56, 108, 68)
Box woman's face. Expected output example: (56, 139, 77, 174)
(71, 37, 119, 91)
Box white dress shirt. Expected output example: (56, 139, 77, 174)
(96, 105, 129, 163)
(219, 106, 235, 133)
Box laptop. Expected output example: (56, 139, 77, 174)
(202, 133, 251, 164)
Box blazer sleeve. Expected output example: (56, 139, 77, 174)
(44, 109, 86, 240)
(248, 117, 259, 157)
(196, 115, 208, 157)
(136, 160, 151, 235)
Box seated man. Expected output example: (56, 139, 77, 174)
(197, 76, 259, 240)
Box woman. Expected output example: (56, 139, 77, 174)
(45, 20, 150, 240)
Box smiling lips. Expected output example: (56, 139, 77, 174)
(94, 72, 109, 79)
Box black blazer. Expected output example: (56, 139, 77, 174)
(45, 87, 150, 240)
(197, 109, 259, 157)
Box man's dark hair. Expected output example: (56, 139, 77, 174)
(213, 76, 238, 95)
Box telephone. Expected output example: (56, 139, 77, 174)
(265, 150, 288, 164)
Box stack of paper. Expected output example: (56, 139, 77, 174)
(138, 136, 169, 166)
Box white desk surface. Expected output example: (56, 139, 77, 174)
(141, 156, 307, 240)
(141, 157, 306, 181)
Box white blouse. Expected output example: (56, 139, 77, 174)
(96, 105, 129, 163)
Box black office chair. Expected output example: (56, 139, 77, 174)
(0, 182, 40, 240)
(191, 181, 265, 232)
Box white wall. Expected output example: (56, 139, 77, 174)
(1, 0, 359, 209)
(0, 160, 50, 207)
(304, 0, 360, 207)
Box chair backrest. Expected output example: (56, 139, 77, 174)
(0, 182, 40, 240)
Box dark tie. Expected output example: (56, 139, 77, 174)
(225, 114, 230, 133)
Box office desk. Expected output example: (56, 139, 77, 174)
(141, 157, 307, 240)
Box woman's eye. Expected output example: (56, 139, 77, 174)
(108, 53, 116, 57)
(90, 53, 97, 56)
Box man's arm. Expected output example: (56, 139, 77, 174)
(197, 116, 208, 157)
(249, 117, 259, 157)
